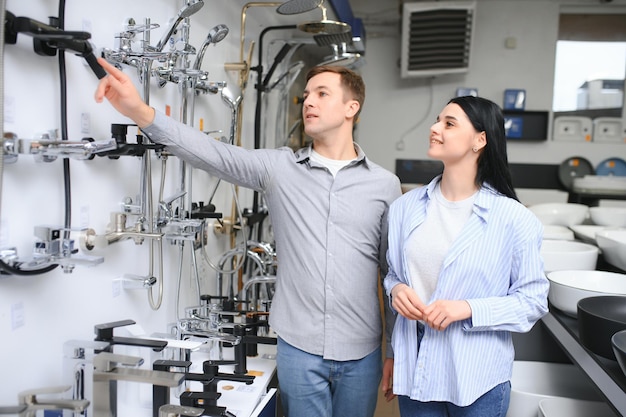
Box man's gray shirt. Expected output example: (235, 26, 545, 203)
(142, 110, 401, 361)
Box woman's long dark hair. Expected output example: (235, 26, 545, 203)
(448, 96, 518, 201)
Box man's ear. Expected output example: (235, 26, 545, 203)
(346, 100, 360, 119)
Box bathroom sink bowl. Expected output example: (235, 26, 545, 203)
(541, 240, 598, 273)
(529, 203, 589, 227)
(612, 330, 626, 377)
(596, 229, 626, 271)
(538, 397, 617, 417)
(543, 225, 574, 241)
(577, 295, 626, 360)
(589, 206, 626, 228)
(546, 270, 626, 317)
(507, 361, 601, 417)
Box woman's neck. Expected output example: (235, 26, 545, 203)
(440, 166, 479, 201)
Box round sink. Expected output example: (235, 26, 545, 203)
(546, 270, 626, 317)
(577, 295, 626, 360)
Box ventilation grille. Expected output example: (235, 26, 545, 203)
(401, 1, 476, 78)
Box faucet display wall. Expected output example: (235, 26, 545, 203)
(0, 0, 353, 409)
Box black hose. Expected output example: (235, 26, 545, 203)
(0, 260, 58, 276)
(58, 0, 72, 242)
(251, 25, 296, 242)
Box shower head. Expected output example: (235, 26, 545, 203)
(155, 0, 205, 52)
(208, 24, 229, 44)
(276, 0, 323, 15)
(298, 20, 350, 35)
(317, 42, 362, 68)
(295, 0, 350, 35)
(193, 24, 229, 70)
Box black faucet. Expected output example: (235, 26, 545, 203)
(232, 324, 277, 375)
(94, 319, 168, 352)
(152, 360, 193, 417)
(179, 360, 254, 416)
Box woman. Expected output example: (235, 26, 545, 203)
(383, 96, 549, 417)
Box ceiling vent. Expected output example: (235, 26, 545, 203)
(401, 1, 476, 78)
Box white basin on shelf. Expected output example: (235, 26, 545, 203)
(506, 361, 602, 417)
(596, 229, 626, 271)
(541, 240, 599, 273)
(546, 270, 626, 317)
(590, 207, 626, 228)
(528, 203, 589, 227)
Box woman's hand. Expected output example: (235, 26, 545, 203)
(422, 300, 472, 330)
(391, 284, 426, 320)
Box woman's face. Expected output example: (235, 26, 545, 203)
(427, 103, 484, 164)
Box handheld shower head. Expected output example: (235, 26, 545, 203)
(155, 0, 205, 52)
(208, 24, 229, 44)
(193, 24, 229, 70)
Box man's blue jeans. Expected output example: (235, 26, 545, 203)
(276, 336, 382, 417)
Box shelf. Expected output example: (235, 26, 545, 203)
(541, 311, 626, 416)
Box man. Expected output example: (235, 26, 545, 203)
(94, 57, 400, 417)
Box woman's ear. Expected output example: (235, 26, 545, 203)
(474, 130, 487, 151)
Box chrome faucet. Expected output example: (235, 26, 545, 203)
(17, 385, 90, 417)
(158, 404, 203, 417)
(92, 352, 184, 417)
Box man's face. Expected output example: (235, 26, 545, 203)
(301, 71, 355, 139)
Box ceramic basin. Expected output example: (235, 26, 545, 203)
(546, 270, 626, 317)
(612, 329, 626, 377)
(541, 240, 598, 273)
(529, 203, 589, 227)
(577, 295, 626, 360)
(589, 206, 626, 228)
(506, 361, 601, 417)
(596, 229, 626, 271)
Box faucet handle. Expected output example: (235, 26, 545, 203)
(93, 352, 143, 371)
(158, 405, 204, 417)
(0, 405, 27, 415)
(18, 385, 71, 404)
(17, 385, 89, 417)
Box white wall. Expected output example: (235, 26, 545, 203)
(355, 0, 626, 172)
(0, 0, 312, 406)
